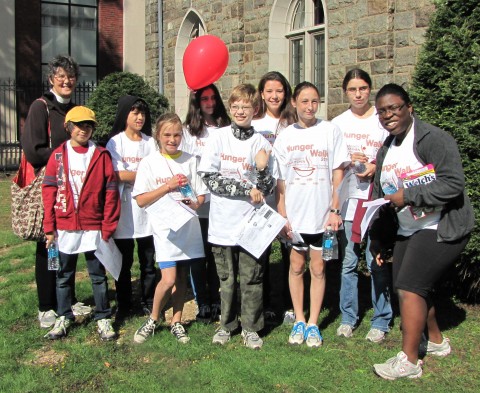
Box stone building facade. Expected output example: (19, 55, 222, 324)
(146, 0, 435, 119)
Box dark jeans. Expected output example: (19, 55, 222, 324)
(57, 251, 111, 321)
(190, 218, 220, 306)
(114, 236, 157, 311)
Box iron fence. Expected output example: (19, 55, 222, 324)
(0, 80, 96, 172)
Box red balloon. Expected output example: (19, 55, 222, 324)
(183, 35, 229, 91)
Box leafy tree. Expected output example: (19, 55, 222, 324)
(87, 72, 169, 144)
(410, 0, 480, 301)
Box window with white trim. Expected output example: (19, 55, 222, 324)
(41, 0, 97, 82)
(287, 0, 325, 99)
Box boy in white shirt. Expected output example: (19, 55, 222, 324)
(198, 84, 275, 350)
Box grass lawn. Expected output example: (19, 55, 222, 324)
(0, 178, 479, 392)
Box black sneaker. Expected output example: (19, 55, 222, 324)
(133, 317, 158, 344)
(170, 322, 190, 344)
(211, 303, 221, 322)
(196, 304, 211, 323)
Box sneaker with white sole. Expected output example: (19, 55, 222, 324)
(241, 330, 263, 350)
(38, 310, 57, 329)
(97, 318, 117, 341)
(288, 321, 306, 345)
(72, 302, 93, 317)
(170, 322, 190, 344)
(427, 337, 451, 357)
(134, 317, 158, 344)
(373, 351, 423, 380)
(212, 328, 231, 345)
(196, 304, 212, 323)
(44, 316, 71, 340)
(305, 324, 323, 348)
(336, 324, 353, 338)
(366, 328, 386, 343)
(282, 310, 296, 325)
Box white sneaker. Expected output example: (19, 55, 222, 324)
(97, 318, 117, 341)
(427, 337, 451, 357)
(72, 302, 93, 317)
(212, 328, 231, 345)
(282, 310, 296, 325)
(44, 316, 71, 339)
(373, 351, 423, 380)
(288, 321, 306, 345)
(38, 310, 57, 329)
(241, 330, 263, 350)
(366, 328, 386, 343)
(336, 324, 353, 338)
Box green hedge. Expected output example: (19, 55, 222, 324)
(87, 72, 169, 144)
(410, 0, 480, 301)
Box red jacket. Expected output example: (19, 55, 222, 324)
(42, 142, 120, 241)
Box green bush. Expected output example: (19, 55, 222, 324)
(86, 72, 169, 144)
(410, 0, 480, 301)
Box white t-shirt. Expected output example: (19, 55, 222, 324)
(252, 114, 285, 146)
(380, 123, 440, 236)
(252, 114, 287, 209)
(180, 125, 219, 219)
(198, 126, 273, 246)
(132, 151, 208, 262)
(273, 120, 350, 234)
(58, 141, 100, 254)
(332, 109, 388, 220)
(106, 132, 156, 238)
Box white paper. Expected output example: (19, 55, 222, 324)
(290, 231, 305, 245)
(235, 204, 287, 259)
(95, 238, 122, 281)
(360, 198, 391, 240)
(145, 194, 197, 232)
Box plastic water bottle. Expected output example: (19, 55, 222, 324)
(353, 160, 366, 174)
(47, 241, 60, 271)
(179, 182, 198, 203)
(382, 181, 398, 195)
(322, 226, 338, 261)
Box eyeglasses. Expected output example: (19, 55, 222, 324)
(376, 103, 407, 117)
(230, 105, 253, 113)
(54, 74, 77, 82)
(346, 86, 369, 94)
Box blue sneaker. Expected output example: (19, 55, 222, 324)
(288, 321, 306, 345)
(305, 324, 323, 348)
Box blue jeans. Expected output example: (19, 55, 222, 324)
(56, 251, 112, 321)
(339, 221, 392, 332)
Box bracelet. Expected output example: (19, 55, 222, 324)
(330, 208, 341, 215)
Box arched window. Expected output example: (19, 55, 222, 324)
(287, 0, 325, 99)
(175, 10, 206, 117)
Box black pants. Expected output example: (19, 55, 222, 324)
(35, 241, 57, 311)
(114, 236, 157, 311)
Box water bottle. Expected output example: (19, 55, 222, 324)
(322, 226, 338, 261)
(382, 181, 398, 195)
(47, 241, 60, 271)
(179, 182, 198, 203)
(353, 160, 366, 174)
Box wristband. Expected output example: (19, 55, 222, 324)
(330, 208, 341, 215)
